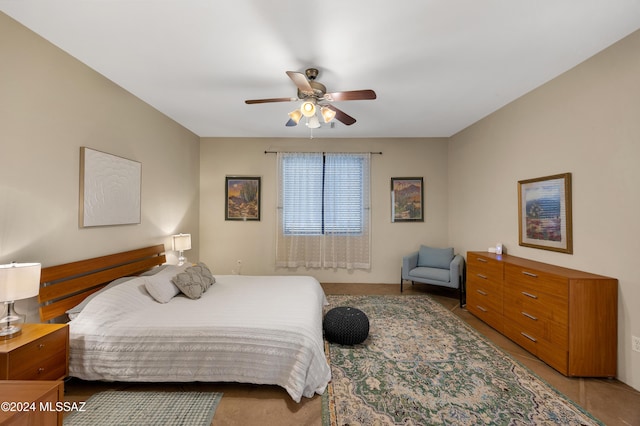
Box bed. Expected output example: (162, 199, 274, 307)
(38, 245, 331, 402)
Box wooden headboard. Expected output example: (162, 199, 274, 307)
(39, 244, 166, 322)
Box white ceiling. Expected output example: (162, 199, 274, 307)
(2, 1, 640, 138)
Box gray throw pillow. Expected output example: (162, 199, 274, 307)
(417, 245, 454, 269)
(171, 271, 204, 299)
(186, 262, 215, 292)
(171, 262, 215, 299)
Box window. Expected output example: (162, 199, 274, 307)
(281, 153, 365, 235)
(276, 152, 371, 270)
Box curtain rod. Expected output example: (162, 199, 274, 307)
(264, 151, 382, 155)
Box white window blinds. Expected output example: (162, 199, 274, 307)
(276, 152, 371, 270)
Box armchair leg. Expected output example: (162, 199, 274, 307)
(459, 276, 466, 307)
(400, 269, 404, 293)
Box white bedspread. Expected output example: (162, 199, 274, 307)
(69, 274, 331, 402)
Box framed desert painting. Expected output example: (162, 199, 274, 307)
(225, 176, 261, 221)
(518, 173, 572, 253)
(391, 177, 424, 222)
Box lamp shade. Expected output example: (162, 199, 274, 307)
(321, 106, 336, 123)
(172, 234, 192, 251)
(300, 101, 316, 117)
(288, 109, 303, 125)
(0, 263, 41, 302)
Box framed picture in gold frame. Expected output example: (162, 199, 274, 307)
(518, 172, 572, 253)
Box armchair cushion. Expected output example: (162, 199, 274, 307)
(409, 266, 451, 283)
(417, 245, 454, 269)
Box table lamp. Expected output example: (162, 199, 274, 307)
(0, 262, 41, 339)
(172, 234, 191, 266)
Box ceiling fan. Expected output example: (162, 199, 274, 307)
(244, 68, 376, 128)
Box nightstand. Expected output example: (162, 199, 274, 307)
(0, 323, 69, 381)
(0, 380, 64, 426)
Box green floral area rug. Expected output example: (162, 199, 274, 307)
(322, 295, 602, 426)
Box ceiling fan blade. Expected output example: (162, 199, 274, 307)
(325, 105, 356, 126)
(285, 118, 298, 127)
(325, 89, 377, 102)
(245, 97, 296, 104)
(286, 71, 314, 96)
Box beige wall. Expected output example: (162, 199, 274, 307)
(449, 30, 640, 390)
(0, 13, 201, 322)
(199, 137, 449, 283)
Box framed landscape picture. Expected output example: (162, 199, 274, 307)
(518, 173, 572, 253)
(225, 176, 260, 221)
(391, 177, 424, 222)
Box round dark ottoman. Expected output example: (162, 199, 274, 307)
(323, 306, 369, 345)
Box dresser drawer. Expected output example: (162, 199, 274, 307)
(467, 290, 503, 332)
(467, 303, 503, 333)
(467, 272, 502, 296)
(505, 264, 568, 300)
(467, 254, 503, 282)
(504, 321, 539, 355)
(506, 318, 568, 375)
(503, 301, 568, 346)
(503, 284, 569, 328)
(468, 282, 502, 313)
(4, 328, 68, 380)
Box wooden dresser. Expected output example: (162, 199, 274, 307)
(0, 323, 69, 381)
(466, 251, 617, 377)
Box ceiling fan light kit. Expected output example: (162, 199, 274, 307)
(245, 68, 376, 129)
(306, 115, 321, 129)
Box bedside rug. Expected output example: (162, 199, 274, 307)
(322, 295, 603, 426)
(64, 391, 222, 426)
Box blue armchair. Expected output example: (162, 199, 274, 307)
(401, 245, 466, 306)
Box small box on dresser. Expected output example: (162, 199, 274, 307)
(467, 251, 617, 378)
(0, 323, 69, 381)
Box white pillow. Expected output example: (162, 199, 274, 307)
(143, 264, 190, 303)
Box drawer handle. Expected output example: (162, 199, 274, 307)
(38, 368, 45, 374)
(521, 311, 538, 321)
(38, 344, 45, 349)
(476, 258, 488, 263)
(520, 332, 537, 342)
(476, 289, 488, 296)
(522, 271, 538, 278)
(476, 305, 487, 312)
(521, 291, 538, 299)
(476, 274, 487, 280)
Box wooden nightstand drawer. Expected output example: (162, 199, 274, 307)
(0, 324, 69, 381)
(9, 348, 67, 380)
